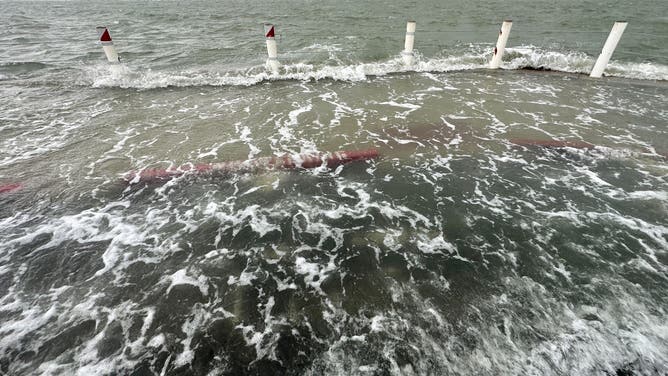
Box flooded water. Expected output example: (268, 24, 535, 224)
(0, 0, 667, 375)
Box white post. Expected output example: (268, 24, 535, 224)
(402, 21, 416, 66)
(264, 24, 280, 74)
(590, 21, 628, 78)
(489, 20, 512, 69)
(96, 26, 120, 63)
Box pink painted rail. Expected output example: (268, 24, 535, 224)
(510, 138, 595, 149)
(0, 183, 22, 194)
(123, 148, 380, 184)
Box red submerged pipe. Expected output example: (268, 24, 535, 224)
(510, 138, 595, 149)
(511, 138, 668, 160)
(0, 183, 22, 194)
(124, 148, 380, 184)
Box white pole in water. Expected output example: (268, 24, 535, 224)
(589, 21, 628, 78)
(96, 26, 120, 63)
(264, 23, 280, 74)
(489, 20, 512, 69)
(402, 20, 417, 66)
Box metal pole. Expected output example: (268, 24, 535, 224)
(264, 24, 280, 74)
(489, 20, 512, 69)
(402, 21, 416, 66)
(590, 21, 628, 78)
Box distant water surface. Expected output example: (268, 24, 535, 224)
(0, 1, 667, 375)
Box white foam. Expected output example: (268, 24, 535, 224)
(167, 269, 209, 297)
(294, 256, 336, 292)
(147, 332, 164, 348)
(416, 235, 457, 254)
(175, 308, 209, 367)
(370, 315, 385, 333)
(81, 46, 668, 90)
(627, 190, 668, 201)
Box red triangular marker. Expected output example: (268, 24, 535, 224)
(265, 26, 275, 38)
(100, 29, 112, 42)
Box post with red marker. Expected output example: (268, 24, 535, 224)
(264, 23, 280, 74)
(489, 20, 512, 69)
(96, 26, 120, 63)
(402, 21, 417, 66)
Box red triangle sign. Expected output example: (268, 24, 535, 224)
(266, 26, 275, 38)
(100, 29, 112, 42)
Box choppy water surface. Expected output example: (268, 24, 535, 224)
(1, 1, 667, 375)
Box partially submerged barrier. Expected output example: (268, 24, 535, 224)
(510, 138, 668, 160)
(510, 139, 595, 149)
(123, 149, 380, 184)
(0, 183, 22, 194)
(95, 19, 632, 78)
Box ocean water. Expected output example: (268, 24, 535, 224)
(0, 0, 667, 375)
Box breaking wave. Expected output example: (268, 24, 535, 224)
(82, 45, 668, 89)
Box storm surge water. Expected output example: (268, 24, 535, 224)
(1, 0, 667, 375)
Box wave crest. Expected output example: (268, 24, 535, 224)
(82, 45, 668, 89)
